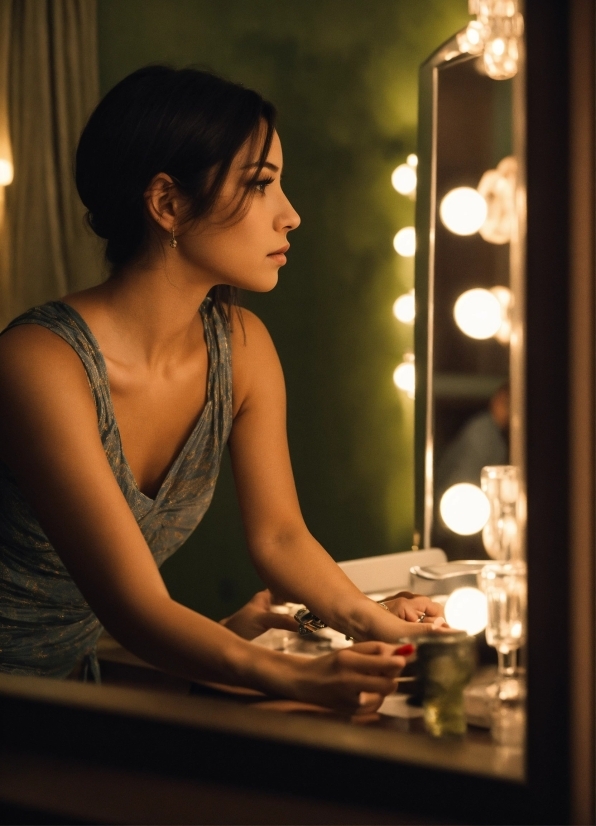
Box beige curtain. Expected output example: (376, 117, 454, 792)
(0, 0, 12, 318)
(0, 0, 103, 328)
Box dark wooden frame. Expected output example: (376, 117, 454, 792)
(0, 2, 593, 823)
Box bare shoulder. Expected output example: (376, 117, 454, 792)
(0, 323, 90, 398)
(229, 307, 280, 363)
(228, 308, 285, 417)
(229, 307, 271, 346)
(0, 323, 97, 463)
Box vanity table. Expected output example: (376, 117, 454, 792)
(0, 662, 526, 826)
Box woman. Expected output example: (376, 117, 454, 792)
(0, 66, 444, 714)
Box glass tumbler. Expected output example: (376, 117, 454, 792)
(491, 676, 526, 747)
(416, 634, 477, 738)
(480, 560, 526, 679)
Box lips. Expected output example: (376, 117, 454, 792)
(267, 244, 290, 266)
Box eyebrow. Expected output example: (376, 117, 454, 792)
(240, 161, 280, 172)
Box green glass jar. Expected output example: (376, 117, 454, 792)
(416, 634, 477, 738)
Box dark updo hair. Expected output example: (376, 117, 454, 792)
(76, 65, 277, 317)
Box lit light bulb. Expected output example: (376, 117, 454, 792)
(440, 483, 490, 535)
(456, 20, 486, 55)
(407, 154, 418, 168)
(391, 164, 417, 196)
(490, 37, 506, 56)
(393, 353, 415, 398)
(393, 227, 416, 257)
(484, 36, 519, 80)
(392, 290, 415, 324)
(478, 156, 517, 245)
(453, 288, 502, 340)
(0, 159, 13, 186)
(440, 187, 488, 236)
(444, 587, 488, 636)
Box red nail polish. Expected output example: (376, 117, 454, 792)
(394, 643, 414, 656)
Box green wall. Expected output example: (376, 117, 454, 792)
(97, 0, 469, 620)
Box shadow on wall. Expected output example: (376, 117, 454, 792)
(97, 0, 469, 620)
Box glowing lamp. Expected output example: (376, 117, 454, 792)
(440, 483, 490, 535)
(406, 154, 418, 168)
(440, 187, 487, 236)
(484, 36, 519, 80)
(0, 158, 13, 186)
(453, 288, 502, 340)
(444, 587, 488, 636)
(457, 20, 486, 55)
(391, 164, 417, 196)
(393, 227, 416, 257)
(392, 290, 415, 324)
(393, 353, 415, 398)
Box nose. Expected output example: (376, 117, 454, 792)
(278, 192, 301, 232)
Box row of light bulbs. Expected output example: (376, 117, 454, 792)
(389, 158, 512, 543)
(394, 178, 512, 260)
(390, 154, 417, 399)
(391, 158, 514, 400)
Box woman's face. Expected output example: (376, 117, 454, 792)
(177, 129, 301, 293)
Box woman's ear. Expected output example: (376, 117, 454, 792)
(144, 173, 179, 232)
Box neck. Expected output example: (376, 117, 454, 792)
(77, 257, 217, 369)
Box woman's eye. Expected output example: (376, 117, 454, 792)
(254, 176, 275, 193)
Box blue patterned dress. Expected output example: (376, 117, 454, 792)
(0, 298, 233, 680)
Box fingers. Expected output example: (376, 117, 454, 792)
(403, 605, 423, 622)
(357, 691, 385, 714)
(259, 612, 300, 632)
(342, 675, 399, 702)
(349, 641, 401, 656)
(420, 599, 445, 618)
(401, 617, 449, 635)
(247, 589, 272, 609)
(333, 648, 406, 678)
(405, 596, 445, 617)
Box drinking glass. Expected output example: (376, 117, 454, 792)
(490, 676, 526, 747)
(416, 634, 477, 737)
(479, 560, 526, 678)
(480, 465, 520, 561)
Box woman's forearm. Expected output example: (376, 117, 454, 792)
(99, 594, 298, 693)
(247, 529, 415, 643)
(100, 593, 410, 713)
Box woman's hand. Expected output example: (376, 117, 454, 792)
(220, 589, 299, 640)
(286, 641, 408, 715)
(382, 591, 446, 627)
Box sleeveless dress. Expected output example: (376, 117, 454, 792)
(0, 298, 233, 681)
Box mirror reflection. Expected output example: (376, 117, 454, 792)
(428, 57, 516, 560)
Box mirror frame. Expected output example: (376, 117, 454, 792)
(414, 35, 525, 553)
(0, 2, 593, 823)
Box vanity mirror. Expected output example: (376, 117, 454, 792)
(0, 3, 592, 823)
(414, 16, 525, 563)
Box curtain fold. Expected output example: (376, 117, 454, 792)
(0, 0, 13, 318)
(1, 0, 102, 327)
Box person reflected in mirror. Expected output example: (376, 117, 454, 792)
(0, 67, 445, 716)
(433, 383, 509, 560)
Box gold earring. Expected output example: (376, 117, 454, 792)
(170, 227, 177, 249)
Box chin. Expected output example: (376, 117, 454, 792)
(244, 272, 280, 293)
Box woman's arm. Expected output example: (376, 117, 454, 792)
(0, 325, 405, 713)
(228, 311, 442, 642)
(219, 589, 299, 640)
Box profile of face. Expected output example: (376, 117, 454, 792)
(148, 129, 301, 294)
